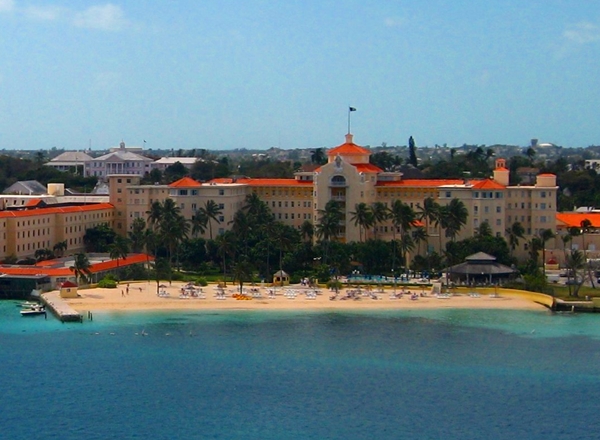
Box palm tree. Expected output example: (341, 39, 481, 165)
(442, 198, 468, 245)
(230, 210, 252, 256)
(108, 235, 130, 273)
(579, 219, 595, 288)
(146, 200, 163, 231)
(202, 200, 222, 240)
(390, 200, 416, 270)
(69, 253, 92, 285)
(53, 240, 68, 258)
(300, 220, 314, 243)
(565, 250, 586, 297)
(350, 202, 374, 242)
(417, 197, 440, 256)
(191, 210, 208, 238)
(370, 202, 389, 239)
(506, 221, 525, 258)
(274, 224, 297, 286)
(398, 234, 415, 268)
(233, 259, 253, 294)
(128, 218, 147, 253)
(538, 228, 555, 279)
(315, 200, 343, 263)
(215, 231, 236, 284)
(412, 227, 428, 256)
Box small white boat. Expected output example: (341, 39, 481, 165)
(18, 301, 39, 308)
(20, 305, 46, 316)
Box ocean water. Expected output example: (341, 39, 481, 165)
(2, 302, 600, 440)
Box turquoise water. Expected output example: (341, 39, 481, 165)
(2, 301, 600, 439)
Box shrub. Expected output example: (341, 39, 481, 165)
(196, 277, 208, 286)
(98, 278, 117, 288)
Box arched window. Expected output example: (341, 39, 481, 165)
(331, 175, 346, 186)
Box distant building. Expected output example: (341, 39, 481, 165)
(85, 142, 153, 179)
(3, 180, 48, 195)
(45, 151, 93, 172)
(151, 157, 199, 172)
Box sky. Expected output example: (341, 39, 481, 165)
(1, 0, 600, 151)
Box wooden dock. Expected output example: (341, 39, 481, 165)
(40, 292, 83, 322)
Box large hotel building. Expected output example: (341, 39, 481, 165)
(0, 133, 566, 264)
(112, 133, 558, 260)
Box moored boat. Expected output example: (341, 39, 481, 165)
(20, 305, 46, 316)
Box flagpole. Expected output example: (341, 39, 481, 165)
(348, 107, 351, 134)
(347, 106, 356, 134)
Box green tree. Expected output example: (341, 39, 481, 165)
(315, 200, 343, 263)
(215, 231, 236, 284)
(408, 136, 418, 167)
(53, 240, 68, 258)
(128, 218, 147, 253)
(505, 221, 525, 258)
(350, 202, 374, 242)
(370, 201, 389, 239)
(69, 253, 92, 285)
(108, 235, 130, 273)
(202, 200, 222, 240)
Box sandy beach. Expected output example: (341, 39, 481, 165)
(61, 281, 549, 313)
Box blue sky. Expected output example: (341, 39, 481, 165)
(1, 0, 599, 151)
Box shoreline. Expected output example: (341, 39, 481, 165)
(61, 281, 548, 313)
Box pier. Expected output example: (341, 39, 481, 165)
(553, 298, 599, 313)
(40, 292, 83, 322)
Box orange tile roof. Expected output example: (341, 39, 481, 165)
(538, 173, 556, 177)
(377, 179, 464, 187)
(24, 198, 44, 207)
(469, 179, 506, 189)
(556, 213, 600, 228)
(495, 167, 509, 171)
(354, 163, 383, 173)
(169, 177, 202, 188)
(0, 253, 152, 277)
(328, 143, 371, 156)
(0, 203, 114, 219)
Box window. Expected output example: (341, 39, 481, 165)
(496, 219, 501, 226)
(474, 206, 479, 214)
(218, 216, 224, 222)
(541, 203, 546, 209)
(219, 189, 224, 196)
(484, 206, 489, 213)
(541, 191, 546, 198)
(218, 203, 224, 209)
(445, 191, 451, 198)
(179, 190, 188, 196)
(496, 206, 501, 213)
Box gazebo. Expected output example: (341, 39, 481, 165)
(272, 270, 290, 286)
(446, 252, 515, 285)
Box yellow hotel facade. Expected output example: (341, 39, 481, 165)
(0, 133, 558, 262)
(113, 133, 558, 260)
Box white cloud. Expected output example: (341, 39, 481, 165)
(0, 0, 15, 13)
(563, 22, 600, 44)
(73, 4, 128, 31)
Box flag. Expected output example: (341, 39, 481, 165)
(349, 107, 356, 111)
